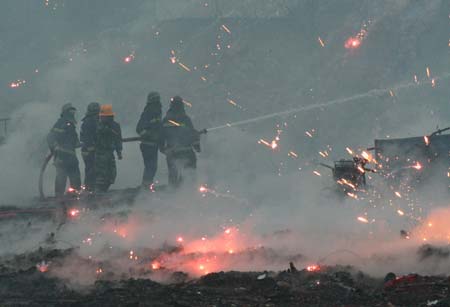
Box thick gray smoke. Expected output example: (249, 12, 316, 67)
(1, 0, 450, 286)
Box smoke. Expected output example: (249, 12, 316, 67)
(0, 0, 450, 287)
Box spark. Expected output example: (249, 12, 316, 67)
(170, 50, 177, 63)
(221, 24, 231, 34)
(431, 78, 436, 88)
(305, 131, 313, 138)
(395, 191, 402, 198)
(177, 236, 184, 243)
(271, 140, 278, 149)
(347, 192, 358, 199)
(199, 185, 208, 193)
(96, 268, 103, 274)
(182, 99, 193, 107)
(346, 147, 353, 155)
(9, 79, 26, 88)
(201, 76, 207, 81)
(389, 90, 395, 97)
(288, 151, 298, 158)
(319, 151, 327, 158)
(168, 120, 181, 126)
(397, 210, 405, 216)
(123, 53, 135, 63)
(178, 62, 191, 72)
(227, 99, 237, 106)
(411, 162, 422, 170)
(414, 75, 418, 84)
(68, 208, 80, 218)
(224, 228, 232, 235)
(318, 37, 325, 47)
(313, 171, 321, 177)
(36, 261, 49, 273)
(345, 37, 361, 49)
(361, 151, 371, 161)
(357, 216, 369, 223)
(426, 67, 431, 78)
(424, 136, 430, 146)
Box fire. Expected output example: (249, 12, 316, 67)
(306, 264, 321, 272)
(151, 261, 161, 270)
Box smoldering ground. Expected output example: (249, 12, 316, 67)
(1, 0, 450, 289)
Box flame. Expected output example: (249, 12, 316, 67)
(306, 264, 321, 272)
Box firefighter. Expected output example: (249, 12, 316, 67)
(161, 96, 201, 188)
(80, 102, 100, 191)
(47, 103, 81, 197)
(95, 104, 123, 192)
(136, 92, 162, 189)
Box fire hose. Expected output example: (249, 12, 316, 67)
(38, 130, 207, 200)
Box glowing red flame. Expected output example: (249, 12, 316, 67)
(306, 264, 321, 272)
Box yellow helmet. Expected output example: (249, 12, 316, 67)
(99, 104, 115, 116)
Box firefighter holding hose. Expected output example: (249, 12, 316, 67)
(47, 103, 82, 197)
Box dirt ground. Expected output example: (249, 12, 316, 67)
(1, 247, 449, 307)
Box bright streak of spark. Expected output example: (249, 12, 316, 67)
(389, 90, 395, 97)
(347, 192, 358, 199)
(305, 131, 313, 138)
(397, 210, 405, 216)
(183, 99, 193, 107)
(318, 37, 325, 47)
(346, 147, 353, 155)
(411, 162, 422, 170)
(288, 151, 298, 158)
(151, 261, 161, 270)
(395, 191, 402, 198)
(168, 120, 181, 126)
(357, 216, 369, 223)
(227, 99, 237, 106)
(221, 24, 231, 34)
(199, 185, 208, 193)
(424, 136, 430, 146)
(426, 67, 431, 78)
(178, 62, 191, 72)
(313, 171, 321, 177)
(69, 209, 80, 217)
(177, 236, 184, 243)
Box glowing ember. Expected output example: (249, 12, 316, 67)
(199, 185, 208, 193)
(344, 37, 361, 49)
(68, 208, 80, 218)
(177, 236, 184, 243)
(123, 53, 135, 63)
(151, 261, 161, 270)
(36, 261, 49, 273)
(306, 264, 320, 272)
(411, 162, 422, 170)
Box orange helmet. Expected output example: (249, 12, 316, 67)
(100, 104, 115, 116)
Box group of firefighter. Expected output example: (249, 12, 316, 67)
(47, 92, 201, 197)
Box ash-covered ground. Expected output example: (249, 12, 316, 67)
(1, 1, 450, 306)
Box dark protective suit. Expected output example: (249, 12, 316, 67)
(95, 117, 122, 192)
(80, 113, 98, 191)
(47, 114, 81, 197)
(161, 102, 200, 188)
(136, 96, 162, 187)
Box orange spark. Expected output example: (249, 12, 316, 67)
(313, 171, 321, 177)
(318, 37, 325, 47)
(221, 24, 231, 34)
(178, 62, 191, 72)
(357, 216, 369, 223)
(168, 120, 181, 126)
